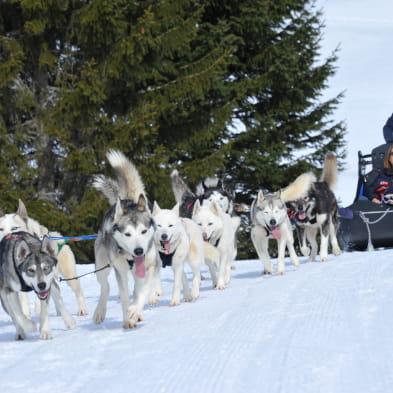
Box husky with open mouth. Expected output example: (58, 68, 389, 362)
(289, 154, 342, 262)
(0, 232, 75, 340)
(152, 202, 205, 306)
(92, 150, 159, 329)
(250, 172, 315, 275)
(0, 199, 88, 316)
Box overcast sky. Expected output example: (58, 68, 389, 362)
(315, 0, 393, 206)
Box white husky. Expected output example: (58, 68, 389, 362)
(250, 172, 315, 275)
(152, 202, 204, 306)
(192, 200, 236, 290)
(0, 199, 88, 316)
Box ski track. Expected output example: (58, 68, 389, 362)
(1, 251, 393, 392)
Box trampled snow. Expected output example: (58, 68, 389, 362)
(1, 250, 393, 393)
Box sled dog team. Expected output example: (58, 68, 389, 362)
(0, 150, 341, 340)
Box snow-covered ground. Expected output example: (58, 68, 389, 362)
(1, 249, 393, 393)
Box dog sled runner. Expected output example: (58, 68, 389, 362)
(338, 143, 393, 251)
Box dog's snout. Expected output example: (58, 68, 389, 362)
(37, 282, 47, 291)
(161, 233, 168, 241)
(270, 219, 277, 226)
(134, 247, 144, 256)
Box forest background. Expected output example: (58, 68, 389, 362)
(0, 0, 345, 261)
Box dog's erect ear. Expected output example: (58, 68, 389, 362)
(217, 179, 222, 188)
(152, 201, 160, 216)
(137, 194, 147, 212)
(210, 201, 221, 216)
(41, 236, 56, 258)
(192, 199, 201, 216)
(17, 199, 29, 223)
(256, 190, 265, 205)
(14, 239, 31, 266)
(114, 198, 124, 222)
(276, 190, 282, 200)
(172, 203, 180, 217)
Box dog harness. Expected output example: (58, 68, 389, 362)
(158, 251, 176, 268)
(7, 234, 34, 292)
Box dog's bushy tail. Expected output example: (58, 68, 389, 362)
(170, 170, 195, 203)
(92, 175, 119, 205)
(93, 150, 146, 203)
(320, 153, 338, 191)
(281, 172, 316, 202)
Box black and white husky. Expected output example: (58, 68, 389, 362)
(0, 232, 75, 340)
(170, 170, 235, 218)
(250, 173, 315, 275)
(289, 154, 342, 262)
(92, 150, 159, 329)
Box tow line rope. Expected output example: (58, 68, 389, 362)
(48, 233, 106, 281)
(359, 208, 393, 251)
(59, 264, 110, 282)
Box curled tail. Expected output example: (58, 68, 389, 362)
(320, 153, 338, 191)
(281, 172, 316, 202)
(93, 150, 146, 203)
(170, 170, 195, 203)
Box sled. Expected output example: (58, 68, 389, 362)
(338, 143, 393, 251)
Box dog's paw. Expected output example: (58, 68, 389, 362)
(333, 247, 341, 256)
(40, 330, 53, 340)
(216, 284, 226, 290)
(127, 305, 143, 327)
(77, 307, 88, 317)
(262, 270, 272, 275)
(170, 300, 182, 306)
(301, 246, 310, 256)
(320, 256, 328, 262)
(23, 318, 37, 332)
(292, 258, 300, 267)
(15, 332, 26, 340)
(93, 308, 106, 325)
(276, 271, 285, 276)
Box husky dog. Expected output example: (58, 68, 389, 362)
(0, 232, 75, 340)
(290, 154, 342, 262)
(92, 150, 159, 329)
(192, 200, 236, 289)
(250, 172, 315, 275)
(171, 170, 241, 264)
(170, 170, 235, 218)
(152, 202, 204, 306)
(0, 199, 88, 316)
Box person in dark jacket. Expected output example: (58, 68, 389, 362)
(383, 113, 393, 143)
(365, 144, 393, 204)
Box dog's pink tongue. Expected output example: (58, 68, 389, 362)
(134, 256, 146, 278)
(298, 212, 306, 220)
(163, 240, 170, 255)
(271, 227, 281, 240)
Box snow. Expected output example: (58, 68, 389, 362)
(2, 249, 393, 393)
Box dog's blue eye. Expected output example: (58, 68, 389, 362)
(208, 222, 213, 226)
(169, 225, 173, 228)
(125, 233, 131, 237)
(141, 229, 147, 234)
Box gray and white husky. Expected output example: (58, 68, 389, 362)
(0, 232, 75, 340)
(92, 150, 159, 329)
(288, 154, 342, 262)
(251, 172, 315, 275)
(0, 199, 88, 316)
